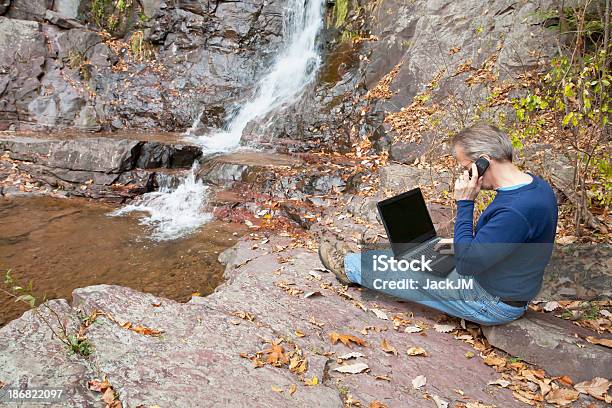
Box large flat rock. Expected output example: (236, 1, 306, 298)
(482, 311, 612, 383)
(0, 133, 202, 201)
(0, 237, 527, 407)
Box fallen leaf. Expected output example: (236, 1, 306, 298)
(130, 324, 164, 336)
(380, 339, 397, 355)
(545, 388, 579, 406)
(465, 351, 475, 359)
(483, 354, 506, 367)
(271, 385, 283, 393)
(407, 346, 428, 356)
(555, 376, 573, 386)
(329, 332, 367, 348)
(433, 323, 455, 333)
(338, 352, 365, 360)
(304, 375, 318, 386)
(264, 343, 289, 366)
(585, 336, 612, 348)
(333, 362, 369, 374)
(295, 330, 306, 337)
(371, 308, 389, 320)
(404, 325, 422, 333)
(289, 384, 297, 396)
(543, 301, 560, 312)
(304, 291, 322, 299)
(488, 378, 511, 388)
(369, 401, 388, 408)
(102, 388, 115, 404)
(574, 377, 610, 399)
(432, 395, 448, 408)
(412, 375, 427, 389)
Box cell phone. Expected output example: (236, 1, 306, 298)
(468, 157, 490, 178)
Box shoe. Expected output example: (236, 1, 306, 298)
(318, 237, 352, 285)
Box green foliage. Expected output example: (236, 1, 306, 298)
(68, 335, 93, 356)
(334, 0, 348, 28)
(509, 1, 610, 231)
(129, 31, 155, 61)
(3, 270, 93, 357)
(4, 270, 36, 308)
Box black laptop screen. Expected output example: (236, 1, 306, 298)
(377, 188, 436, 252)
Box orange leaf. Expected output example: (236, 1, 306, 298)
(329, 332, 366, 348)
(264, 343, 289, 366)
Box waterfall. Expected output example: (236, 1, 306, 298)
(111, 164, 212, 241)
(112, 0, 325, 240)
(188, 0, 325, 151)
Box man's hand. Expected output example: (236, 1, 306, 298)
(454, 162, 483, 201)
(434, 238, 454, 255)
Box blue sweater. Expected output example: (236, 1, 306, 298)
(454, 175, 558, 301)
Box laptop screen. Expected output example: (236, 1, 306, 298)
(377, 188, 436, 255)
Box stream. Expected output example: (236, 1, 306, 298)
(0, 196, 246, 326)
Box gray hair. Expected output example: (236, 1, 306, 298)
(452, 123, 514, 162)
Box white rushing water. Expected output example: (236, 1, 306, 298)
(111, 165, 212, 241)
(112, 0, 325, 240)
(188, 0, 325, 151)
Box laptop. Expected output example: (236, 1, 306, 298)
(376, 187, 454, 277)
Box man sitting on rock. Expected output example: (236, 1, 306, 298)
(318, 123, 558, 325)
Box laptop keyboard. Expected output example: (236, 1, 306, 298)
(403, 238, 440, 261)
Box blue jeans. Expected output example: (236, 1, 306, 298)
(345, 251, 528, 326)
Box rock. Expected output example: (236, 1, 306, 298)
(378, 163, 452, 195)
(52, 0, 80, 19)
(0, 17, 47, 130)
(0, 238, 526, 407)
(6, 0, 51, 21)
(136, 141, 202, 169)
(44, 10, 84, 29)
(197, 151, 302, 186)
(0, 135, 203, 200)
(0, 0, 10, 15)
(482, 311, 612, 383)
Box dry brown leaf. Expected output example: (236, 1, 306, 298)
(545, 388, 579, 406)
(102, 388, 115, 404)
(329, 332, 367, 348)
(380, 339, 397, 355)
(407, 346, 428, 356)
(585, 336, 612, 348)
(483, 354, 506, 367)
(264, 343, 289, 366)
(289, 384, 297, 396)
(574, 377, 610, 399)
(369, 401, 388, 408)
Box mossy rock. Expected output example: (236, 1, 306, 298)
(78, 0, 143, 37)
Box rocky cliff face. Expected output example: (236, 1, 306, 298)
(265, 0, 563, 156)
(1, 0, 563, 144)
(0, 0, 290, 131)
